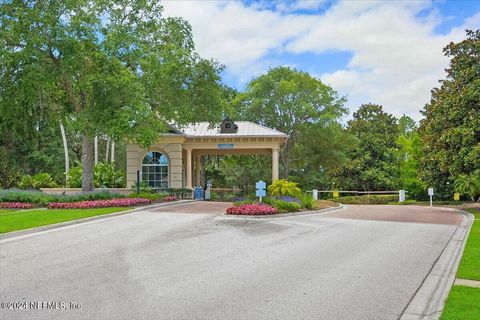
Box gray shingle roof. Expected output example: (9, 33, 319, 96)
(178, 121, 287, 138)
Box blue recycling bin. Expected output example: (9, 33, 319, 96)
(194, 186, 204, 200)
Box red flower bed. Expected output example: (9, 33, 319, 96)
(0, 202, 34, 209)
(226, 203, 278, 215)
(47, 198, 151, 209)
(163, 195, 177, 201)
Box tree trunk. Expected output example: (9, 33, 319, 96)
(59, 122, 70, 187)
(105, 136, 110, 162)
(283, 154, 289, 179)
(82, 133, 95, 191)
(94, 136, 98, 164)
(111, 140, 115, 163)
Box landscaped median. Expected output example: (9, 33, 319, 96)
(440, 208, 480, 320)
(0, 189, 180, 234)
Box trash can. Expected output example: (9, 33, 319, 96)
(194, 186, 204, 200)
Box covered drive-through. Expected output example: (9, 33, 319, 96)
(126, 118, 288, 190)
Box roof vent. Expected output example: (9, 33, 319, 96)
(220, 117, 238, 134)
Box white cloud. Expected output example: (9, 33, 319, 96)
(162, 1, 314, 78)
(162, 0, 480, 121)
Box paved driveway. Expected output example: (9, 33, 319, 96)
(152, 200, 232, 214)
(0, 205, 462, 320)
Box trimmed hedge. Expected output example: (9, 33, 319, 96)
(330, 195, 399, 204)
(0, 189, 126, 206)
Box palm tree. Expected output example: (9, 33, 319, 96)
(454, 174, 480, 202)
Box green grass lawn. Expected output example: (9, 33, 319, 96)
(468, 208, 480, 219)
(0, 209, 15, 214)
(0, 207, 132, 234)
(440, 285, 480, 320)
(440, 208, 480, 319)
(456, 209, 480, 280)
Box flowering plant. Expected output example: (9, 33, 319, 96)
(163, 195, 177, 201)
(47, 198, 151, 209)
(0, 202, 34, 209)
(226, 203, 277, 215)
(279, 196, 301, 204)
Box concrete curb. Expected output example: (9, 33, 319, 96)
(0, 200, 195, 241)
(214, 204, 345, 221)
(399, 209, 474, 320)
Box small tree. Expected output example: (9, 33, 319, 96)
(454, 174, 480, 202)
(268, 180, 301, 198)
(234, 67, 347, 178)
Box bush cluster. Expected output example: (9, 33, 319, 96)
(0, 189, 126, 206)
(67, 163, 126, 188)
(17, 173, 57, 189)
(226, 204, 278, 215)
(47, 198, 151, 209)
(128, 192, 169, 201)
(273, 200, 302, 212)
(231, 193, 315, 213)
(330, 195, 399, 204)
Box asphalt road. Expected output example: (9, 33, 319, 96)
(0, 204, 461, 320)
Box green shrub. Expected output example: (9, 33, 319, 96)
(167, 188, 193, 199)
(94, 162, 126, 188)
(0, 189, 56, 206)
(300, 193, 314, 209)
(261, 197, 275, 205)
(454, 173, 480, 202)
(273, 200, 302, 212)
(66, 166, 82, 187)
(0, 189, 125, 206)
(233, 200, 256, 206)
(268, 179, 301, 198)
(17, 173, 57, 189)
(388, 200, 418, 205)
(330, 195, 399, 204)
(63, 190, 125, 202)
(128, 192, 169, 201)
(67, 163, 126, 188)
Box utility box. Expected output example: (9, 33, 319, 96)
(399, 190, 406, 203)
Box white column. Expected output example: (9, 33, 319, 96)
(186, 148, 192, 189)
(272, 148, 279, 182)
(195, 155, 201, 187)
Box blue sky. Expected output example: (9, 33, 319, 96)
(163, 0, 480, 120)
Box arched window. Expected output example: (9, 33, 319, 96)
(141, 152, 169, 189)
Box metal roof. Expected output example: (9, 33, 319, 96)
(176, 121, 288, 138)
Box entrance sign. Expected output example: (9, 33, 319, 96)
(428, 188, 434, 206)
(256, 180, 267, 202)
(218, 144, 234, 149)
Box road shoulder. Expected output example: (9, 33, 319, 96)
(400, 209, 474, 320)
